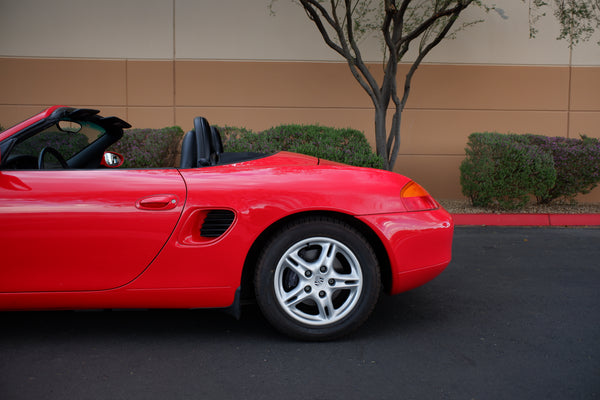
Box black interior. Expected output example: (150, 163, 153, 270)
(179, 116, 267, 168)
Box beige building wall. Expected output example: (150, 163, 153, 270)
(0, 0, 599, 201)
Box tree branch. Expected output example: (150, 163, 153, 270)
(299, 1, 380, 102)
(396, 0, 473, 48)
(299, 0, 345, 55)
(342, 0, 381, 102)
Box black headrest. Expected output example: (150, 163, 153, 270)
(193, 117, 212, 167)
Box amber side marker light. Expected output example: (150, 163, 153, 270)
(401, 181, 438, 212)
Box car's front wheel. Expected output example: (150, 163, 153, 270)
(254, 217, 381, 340)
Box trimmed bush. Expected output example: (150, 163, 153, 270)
(522, 134, 600, 203)
(460, 132, 556, 209)
(216, 125, 255, 142)
(221, 124, 384, 169)
(109, 126, 184, 168)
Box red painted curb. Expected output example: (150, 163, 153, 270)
(452, 213, 600, 226)
(549, 214, 600, 226)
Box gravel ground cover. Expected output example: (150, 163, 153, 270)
(439, 199, 600, 214)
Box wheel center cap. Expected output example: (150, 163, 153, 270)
(314, 276, 325, 287)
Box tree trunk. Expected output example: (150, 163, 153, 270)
(387, 104, 402, 170)
(374, 105, 389, 170)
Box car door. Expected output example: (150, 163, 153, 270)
(0, 169, 186, 292)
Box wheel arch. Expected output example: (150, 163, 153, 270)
(239, 210, 392, 302)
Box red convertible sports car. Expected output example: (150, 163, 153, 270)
(0, 106, 453, 340)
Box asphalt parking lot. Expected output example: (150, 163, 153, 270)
(1, 226, 599, 400)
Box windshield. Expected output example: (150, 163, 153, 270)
(10, 120, 105, 161)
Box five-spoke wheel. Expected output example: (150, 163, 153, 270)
(274, 237, 363, 326)
(255, 217, 380, 340)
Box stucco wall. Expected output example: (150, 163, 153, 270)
(1, 0, 598, 200)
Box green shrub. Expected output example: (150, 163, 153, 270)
(522, 134, 600, 203)
(109, 126, 184, 168)
(216, 125, 255, 142)
(221, 124, 384, 169)
(460, 132, 556, 209)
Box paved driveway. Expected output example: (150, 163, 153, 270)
(1, 227, 599, 399)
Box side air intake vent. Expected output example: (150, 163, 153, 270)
(200, 210, 235, 238)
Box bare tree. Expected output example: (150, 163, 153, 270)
(273, 1, 599, 171)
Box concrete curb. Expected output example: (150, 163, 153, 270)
(452, 213, 600, 226)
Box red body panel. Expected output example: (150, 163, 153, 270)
(0, 169, 186, 292)
(127, 159, 414, 291)
(0, 108, 454, 312)
(358, 209, 453, 294)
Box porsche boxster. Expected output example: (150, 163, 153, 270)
(0, 106, 453, 340)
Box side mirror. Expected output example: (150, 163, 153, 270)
(101, 151, 124, 168)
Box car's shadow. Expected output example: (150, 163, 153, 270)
(0, 286, 457, 344)
(0, 306, 277, 343)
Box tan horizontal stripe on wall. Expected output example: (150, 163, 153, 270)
(174, 61, 574, 111)
(0, 58, 127, 106)
(2, 58, 589, 112)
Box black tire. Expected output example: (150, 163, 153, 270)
(254, 216, 381, 340)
